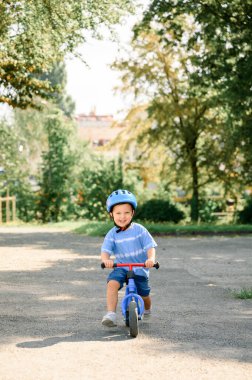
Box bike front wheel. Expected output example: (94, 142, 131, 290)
(125, 310, 129, 327)
(129, 300, 138, 337)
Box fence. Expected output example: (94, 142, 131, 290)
(0, 194, 16, 223)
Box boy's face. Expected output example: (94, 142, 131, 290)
(110, 203, 134, 228)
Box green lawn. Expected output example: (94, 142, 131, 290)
(72, 220, 252, 237)
(2, 219, 252, 237)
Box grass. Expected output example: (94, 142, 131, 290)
(73, 220, 114, 236)
(232, 288, 252, 299)
(138, 222, 252, 236)
(0, 220, 85, 230)
(1, 219, 252, 237)
(71, 220, 252, 237)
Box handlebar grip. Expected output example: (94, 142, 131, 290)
(101, 263, 117, 269)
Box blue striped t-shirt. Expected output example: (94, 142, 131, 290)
(101, 222, 157, 278)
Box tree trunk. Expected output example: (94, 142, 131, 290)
(190, 155, 199, 222)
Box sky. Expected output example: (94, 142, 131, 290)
(65, 33, 130, 118)
(65, 2, 150, 118)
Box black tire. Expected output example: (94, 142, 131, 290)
(125, 310, 129, 327)
(129, 301, 138, 337)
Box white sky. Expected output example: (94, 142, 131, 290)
(65, 2, 150, 118)
(65, 31, 130, 118)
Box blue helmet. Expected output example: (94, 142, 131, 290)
(106, 189, 137, 212)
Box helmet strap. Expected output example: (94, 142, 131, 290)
(110, 214, 134, 233)
(115, 220, 133, 233)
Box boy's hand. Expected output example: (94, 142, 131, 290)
(103, 259, 114, 268)
(145, 258, 155, 268)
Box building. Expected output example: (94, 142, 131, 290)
(75, 110, 123, 152)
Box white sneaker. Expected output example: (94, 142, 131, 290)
(144, 309, 152, 318)
(102, 312, 117, 327)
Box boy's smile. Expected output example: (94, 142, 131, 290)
(110, 203, 134, 229)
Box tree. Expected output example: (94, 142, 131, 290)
(5, 61, 88, 222)
(113, 25, 237, 221)
(41, 62, 76, 118)
(0, 119, 26, 191)
(37, 109, 78, 222)
(0, 0, 134, 109)
(13, 62, 76, 177)
(78, 157, 125, 220)
(140, 0, 252, 183)
(0, 119, 36, 222)
(141, 1, 252, 109)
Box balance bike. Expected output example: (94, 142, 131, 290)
(101, 261, 159, 337)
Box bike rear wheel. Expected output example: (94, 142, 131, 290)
(129, 300, 138, 337)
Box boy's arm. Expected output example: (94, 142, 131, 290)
(145, 247, 156, 268)
(101, 251, 114, 268)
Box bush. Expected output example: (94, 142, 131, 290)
(136, 199, 185, 223)
(16, 183, 37, 222)
(199, 199, 223, 223)
(237, 198, 252, 224)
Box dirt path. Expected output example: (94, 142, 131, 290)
(0, 227, 251, 379)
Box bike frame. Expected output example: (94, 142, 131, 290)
(116, 263, 145, 320)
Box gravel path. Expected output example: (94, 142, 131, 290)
(0, 227, 251, 379)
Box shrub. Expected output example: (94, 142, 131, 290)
(237, 198, 252, 224)
(199, 199, 223, 223)
(16, 182, 37, 222)
(136, 199, 185, 223)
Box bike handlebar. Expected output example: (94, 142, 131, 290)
(101, 262, 160, 270)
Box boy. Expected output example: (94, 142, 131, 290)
(101, 189, 157, 327)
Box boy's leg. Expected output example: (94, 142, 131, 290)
(142, 295, 151, 311)
(102, 280, 120, 327)
(106, 279, 120, 312)
(102, 269, 126, 327)
(135, 275, 152, 313)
